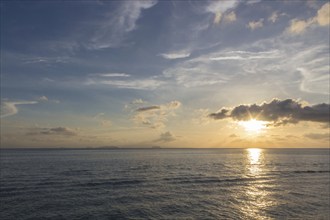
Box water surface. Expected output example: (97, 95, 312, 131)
(1, 148, 329, 219)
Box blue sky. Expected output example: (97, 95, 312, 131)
(1, 0, 329, 148)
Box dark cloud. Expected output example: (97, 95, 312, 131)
(136, 105, 161, 112)
(27, 127, 77, 136)
(209, 109, 229, 120)
(229, 134, 238, 138)
(209, 99, 329, 126)
(154, 131, 176, 142)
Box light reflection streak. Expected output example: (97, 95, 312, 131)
(239, 148, 276, 219)
(247, 148, 262, 175)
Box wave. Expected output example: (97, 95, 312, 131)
(75, 179, 144, 187)
(162, 176, 269, 185)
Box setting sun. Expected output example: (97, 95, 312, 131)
(239, 119, 267, 133)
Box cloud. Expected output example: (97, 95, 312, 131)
(86, 76, 163, 90)
(1, 101, 38, 118)
(86, 70, 163, 90)
(223, 11, 237, 23)
(287, 19, 312, 34)
(92, 73, 131, 77)
(22, 56, 71, 65)
(38, 96, 48, 101)
(131, 99, 145, 104)
(315, 2, 330, 26)
(210, 50, 280, 61)
(268, 11, 278, 23)
(162, 31, 328, 97)
(287, 2, 329, 34)
(247, 18, 264, 30)
(136, 105, 161, 112)
(245, 0, 261, 4)
(297, 67, 330, 95)
(229, 134, 238, 138)
(89, 0, 157, 49)
(160, 51, 191, 59)
(206, 0, 239, 24)
(304, 133, 329, 140)
(132, 101, 181, 129)
(154, 131, 176, 142)
(162, 48, 281, 88)
(94, 113, 112, 127)
(26, 127, 77, 136)
(209, 99, 329, 126)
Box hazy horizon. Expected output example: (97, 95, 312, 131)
(1, 0, 329, 148)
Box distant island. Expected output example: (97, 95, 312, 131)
(97, 146, 120, 149)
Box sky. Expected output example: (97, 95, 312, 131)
(1, 0, 329, 148)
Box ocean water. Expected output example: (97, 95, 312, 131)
(0, 148, 329, 220)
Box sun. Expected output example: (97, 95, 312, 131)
(239, 119, 267, 133)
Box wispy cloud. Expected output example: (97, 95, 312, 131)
(162, 27, 328, 97)
(86, 78, 163, 90)
(297, 68, 329, 95)
(89, 0, 157, 49)
(162, 49, 280, 88)
(210, 50, 280, 61)
(86, 73, 163, 90)
(1, 101, 38, 118)
(92, 73, 131, 77)
(160, 51, 191, 59)
(26, 127, 77, 136)
(245, 0, 261, 5)
(22, 56, 71, 65)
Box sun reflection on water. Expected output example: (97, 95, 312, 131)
(247, 148, 262, 165)
(239, 148, 276, 219)
(247, 148, 262, 175)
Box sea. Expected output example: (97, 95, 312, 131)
(0, 148, 329, 219)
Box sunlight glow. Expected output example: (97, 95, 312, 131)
(239, 119, 267, 133)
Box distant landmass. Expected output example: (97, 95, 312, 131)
(97, 146, 120, 149)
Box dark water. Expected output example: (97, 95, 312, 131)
(0, 148, 329, 219)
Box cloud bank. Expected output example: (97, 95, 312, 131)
(209, 99, 329, 126)
(304, 133, 329, 140)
